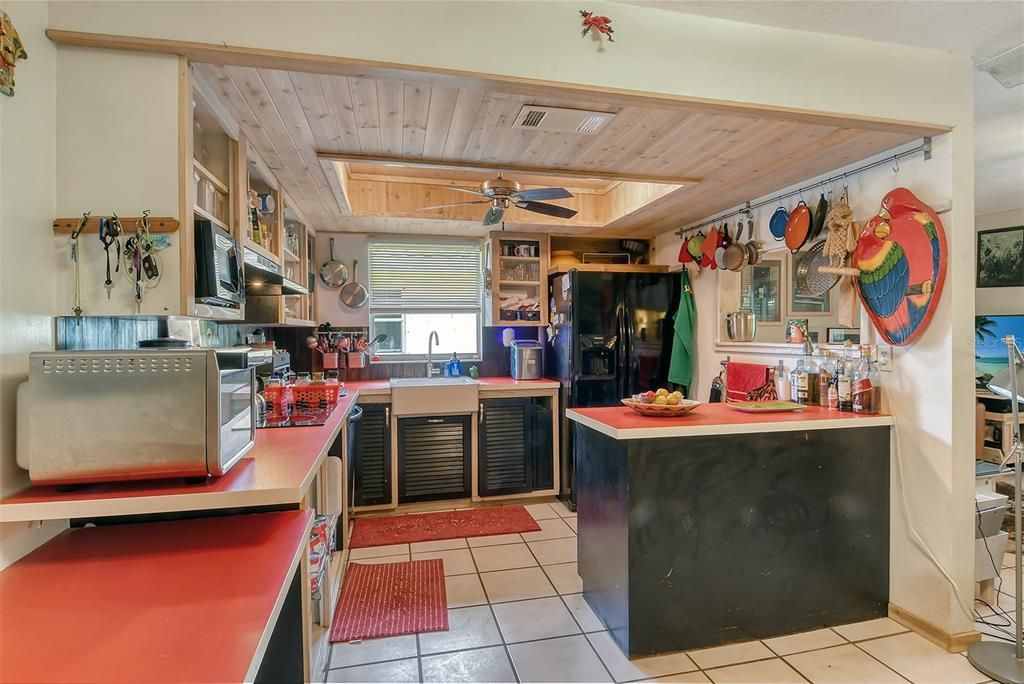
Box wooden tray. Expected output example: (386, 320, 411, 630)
(621, 398, 702, 417)
(727, 401, 806, 413)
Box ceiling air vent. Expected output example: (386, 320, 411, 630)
(512, 105, 615, 135)
(977, 42, 1024, 89)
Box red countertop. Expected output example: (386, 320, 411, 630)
(0, 391, 358, 523)
(567, 404, 893, 440)
(0, 509, 312, 684)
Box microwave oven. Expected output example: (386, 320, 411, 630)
(16, 349, 256, 485)
(195, 217, 244, 308)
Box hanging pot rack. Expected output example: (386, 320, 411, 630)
(673, 138, 931, 239)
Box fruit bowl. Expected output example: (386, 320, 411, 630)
(621, 397, 702, 417)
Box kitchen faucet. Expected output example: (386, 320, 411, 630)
(426, 331, 441, 378)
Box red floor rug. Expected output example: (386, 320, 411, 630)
(330, 559, 448, 642)
(349, 506, 541, 548)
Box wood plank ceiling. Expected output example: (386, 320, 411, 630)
(194, 63, 924, 237)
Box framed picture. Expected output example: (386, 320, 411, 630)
(827, 327, 861, 345)
(786, 319, 809, 343)
(977, 226, 1024, 288)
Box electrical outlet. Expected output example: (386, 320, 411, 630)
(877, 345, 894, 371)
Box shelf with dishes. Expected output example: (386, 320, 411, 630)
(485, 232, 550, 327)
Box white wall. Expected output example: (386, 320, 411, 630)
(314, 232, 369, 327)
(655, 133, 978, 637)
(0, 1, 68, 568)
(976, 207, 1024, 315)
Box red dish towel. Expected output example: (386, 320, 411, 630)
(726, 362, 770, 402)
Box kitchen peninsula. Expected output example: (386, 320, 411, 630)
(568, 404, 894, 657)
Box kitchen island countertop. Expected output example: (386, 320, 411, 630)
(346, 376, 559, 396)
(567, 403, 893, 440)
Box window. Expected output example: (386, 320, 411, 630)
(367, 240, 483, 359)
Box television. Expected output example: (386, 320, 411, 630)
(976, 314, 1024, 388)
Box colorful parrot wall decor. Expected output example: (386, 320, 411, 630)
(852, 187, 948, 346)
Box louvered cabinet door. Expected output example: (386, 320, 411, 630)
(352, 403, 392, 506)
(479, 398, 535, 496)
(397, 415, 471, 503)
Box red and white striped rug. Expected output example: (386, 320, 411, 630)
(329, 559, 448, 642)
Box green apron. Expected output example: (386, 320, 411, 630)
(668, 271, 696, 390)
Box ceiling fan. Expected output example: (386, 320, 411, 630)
(417, 174, 578, 226)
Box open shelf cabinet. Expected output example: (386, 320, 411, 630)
(484, 232, 550, 327)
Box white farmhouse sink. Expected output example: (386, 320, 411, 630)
(390, 376, 479, 416)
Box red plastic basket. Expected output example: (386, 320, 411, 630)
(262, 385, 294, 417)
(291, 382, 342, 410)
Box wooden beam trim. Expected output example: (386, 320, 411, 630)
(317, 152, 700, 186)
(45, 29, 951, 137)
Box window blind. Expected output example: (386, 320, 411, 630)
(368, 241, 482, 310)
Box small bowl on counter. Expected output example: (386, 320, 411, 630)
(622, 396, 702, 417)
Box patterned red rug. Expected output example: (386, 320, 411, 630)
(349, 506, 540, 548)
(330, 559, 448, 642)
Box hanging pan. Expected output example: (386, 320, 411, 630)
(793, 240, 839, 296)
(810, 192, 829, 239)
(769, 204, 788, 241)
(785, 201, 812, 252)
(319, 238, 348, 288)
(339, 259, 369, 309)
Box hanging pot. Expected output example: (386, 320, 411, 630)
(769, 205, 789, 240)
(722, 238, 748, 271)
(810, 193, 829, 239)
(744, 240, 763, 266)
(785, 201, 812, 252)
(714, 223, 729, 267)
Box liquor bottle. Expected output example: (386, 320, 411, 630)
(818, 351, 835, 408)
(852, 346, 881, 414)
(837, 347, 853, 412)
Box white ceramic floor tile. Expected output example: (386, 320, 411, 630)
(858, 631, 989, 684)
(492, 596, 582, 642)
(348, 554, 412, 565)
(529, 537, 578, 565)
(420, 645, 516, 683)
(349, 543, 411, 560)
(525, 503, 560, 520)
(831, 618, 907, 642)
(566, 517, 579, 532)
(325, 658, 420, 683)
(641, 674, 710, 683)
(418, 605, 503, 655)
(520, 516, 576, 542)
(588, 631, 699, 682)
(480, 566, 556, 603)
(763, 628, 845, 656)
(471, 542, 538, 572)
(687, 640, 776, 670)
(785, 644, 906, 683)
(543, 562, 584, 594)
(410, 548, 476, 576)
(330, 634, 418, 668)
(508, 634, 613, 682)
(410, 538, 468, 553)
(705, 658, 805, 684)
(468, 533, 523, 547)
(444, 573, 488, 608)
(563, 593, 606, 632)
(549, 501, 576, 518)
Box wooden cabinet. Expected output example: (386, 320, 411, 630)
(479, 398, 553, 496)
(397, 415, 472, 504)
(352, 403, 392, 507)
(484, 232, 550, 327)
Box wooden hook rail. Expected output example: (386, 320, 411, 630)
(52, 216, 180, 235)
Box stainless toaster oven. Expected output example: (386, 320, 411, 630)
(16, 349, 256, 485)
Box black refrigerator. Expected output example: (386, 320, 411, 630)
(546, 270, 679, 508)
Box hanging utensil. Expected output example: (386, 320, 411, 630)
(714, 223, 728, 268)
(704, 224, 720, 270)
(785, 201, 812, 252)
(793, 240, 839, 296)
(678, 236, 694, 263)
(744, 241, 763, 266)
(319, 238, 349, 288)
(339, 259, 369, 309)
(810, 192, 829, 239)
(769, 204, 788, 241)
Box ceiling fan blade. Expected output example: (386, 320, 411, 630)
(515, 201, 578, 219)
(449, 186, 488, 197)
(483, 205, 506, 226)
(512, 187, 573, 202)
(417, 200, 491, 211)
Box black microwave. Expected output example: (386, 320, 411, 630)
(195, 217, 244, 308)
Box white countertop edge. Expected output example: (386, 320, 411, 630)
(349, 381, 560, 397)
(565, 410, 895, 440)
(244, 511, 314, 684)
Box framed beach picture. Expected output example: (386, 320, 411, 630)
(976, 314, 1024, 388)
(977, 226, 1024, 288)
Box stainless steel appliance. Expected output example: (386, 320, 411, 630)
(725, 310, 757, 342)
(510, 339, 543, 380)
(243, 247, 309, 295)
(194, 217, 244, 308)
(16, 349, 256, 485)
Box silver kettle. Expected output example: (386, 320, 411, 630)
(726, 310, 757, 342)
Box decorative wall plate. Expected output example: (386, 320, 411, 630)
(853, 187, 948, 346)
